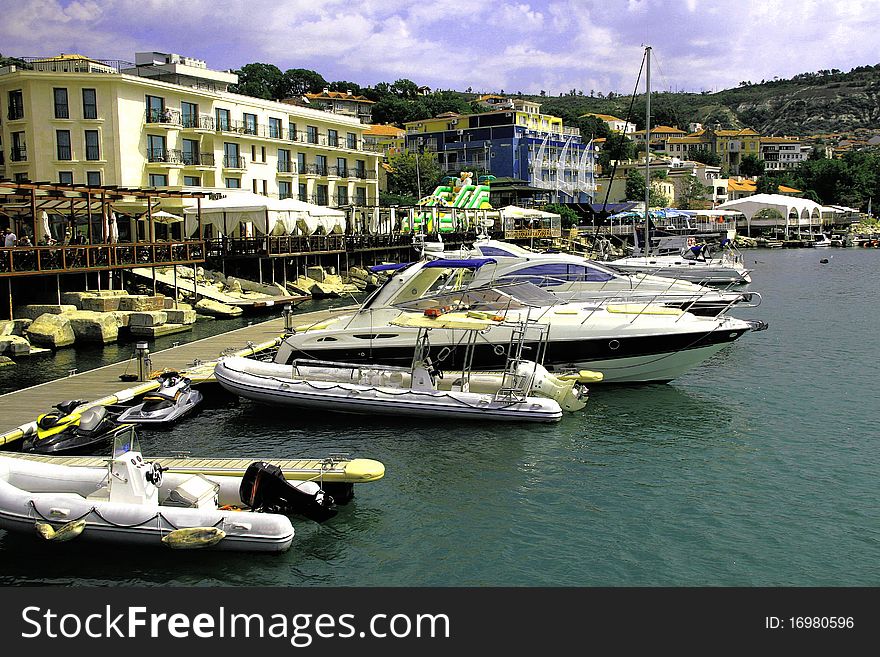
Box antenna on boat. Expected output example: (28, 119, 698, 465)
(644, 44, 651, 258)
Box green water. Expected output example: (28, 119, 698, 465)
(1, 248, 878, 586)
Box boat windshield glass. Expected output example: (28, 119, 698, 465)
(112, 425, 139, 458)
(384, 267, 479, 306)
(394, 281, 556, 312)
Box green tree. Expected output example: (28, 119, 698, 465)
(385, 150, 443, 200)
(598, 134, 638, 171)
(543, 203, 580, 229)
(739, 154, 765, 177)
(689, 149, 722, 166)
(625, 169, 669, 206)
(229, 62, 284, 100)
(279, 68, 328, 98)
(328, 80, 363, 95)
(678, 175, 709, 209)
(756, 175, 779, 194)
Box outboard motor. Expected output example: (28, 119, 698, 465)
(240, 461, 337, 523)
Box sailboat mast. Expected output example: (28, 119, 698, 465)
(644, 45, 651, 257)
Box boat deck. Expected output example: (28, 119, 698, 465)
(0, 305, 355, 446)
(0, 452, 385, 483)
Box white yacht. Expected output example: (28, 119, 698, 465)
(276, 258, 767, 384)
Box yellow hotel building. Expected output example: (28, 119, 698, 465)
(0, 53, 381, 207)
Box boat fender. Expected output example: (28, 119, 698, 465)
(35, 520, 86, 542)
(161, 527, 226, 549)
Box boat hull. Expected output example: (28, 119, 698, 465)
(0, 458, 294, 552)
(214, 359, 563, 423)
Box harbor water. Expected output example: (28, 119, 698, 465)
(0, 248, 877, 586)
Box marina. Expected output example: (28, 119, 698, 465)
(0, 247, 877, 584)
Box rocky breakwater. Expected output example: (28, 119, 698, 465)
(290, 265, 364, 299)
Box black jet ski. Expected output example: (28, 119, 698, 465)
(22, 401, 133, 456)
(116, 371, 203, 425)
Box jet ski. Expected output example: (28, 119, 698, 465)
(22, 400, 133, 456)
(116, 370, 203, 425)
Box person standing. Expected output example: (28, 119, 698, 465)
(3, 227, 17, 247)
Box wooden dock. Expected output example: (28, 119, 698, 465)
(0, 305, 355, 446)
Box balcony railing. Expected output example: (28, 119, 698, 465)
(147, 148, 183, 164)
(303, 164, 328, 176)
(145, 108, 181, 126)
(54, 104, 70, 119)
(7, 107, 24, 121)
(181, 114, 215, 130)
(0, 240, 205, 277)
(183, 152, 214, 166)
(10, 147, 27, 162)
(223, 155, 246, 169)
(330, 166, 347, 178)
(277, 160, 296, 173)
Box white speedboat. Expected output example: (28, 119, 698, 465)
(116, 370, 203, 425)
(218, 313, 591, 422)
(459, 239, 756, 316)
(278, 259, 766, 384)
(609, 238, 752, 285)
(0, 430, 337, 552)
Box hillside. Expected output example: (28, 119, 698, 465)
(499, 65, 880, 136)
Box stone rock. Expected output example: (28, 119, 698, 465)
(0, 334, 31, 355)
(0, 355, 14, 368)
(0, 321, 14, 337)
(118, 295, 166, 312)
(306, 266, 326, 283)
(165, 309, 197, 324)
(129, 323, 193, 338)
(12, 319, 31, 335)
(15, 305, 77, 321)
(26, 313, 76, 348)
(109, 311, 131, 328)
(81, 296, 121, 312)
(67, 310, 119, 344)
(195, 298, 243, 317)
(61, 292, 96, 309)
(226, 278, 243, 294)
(128, 311, 168, 327)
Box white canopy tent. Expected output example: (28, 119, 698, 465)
(716, 193, 834, 237)
(181, 191, 345, 238)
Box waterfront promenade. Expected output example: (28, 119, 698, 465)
(0, 305, 353, 444)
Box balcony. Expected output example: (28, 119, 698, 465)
(330, 166, 347, 178)
(10, 147, 27, 162)
(145, 108, 181, 127)
(7, 107, 24, 121)
(350, 169, 375, 180)
(182, 152, 214, 167)
(147, 148, 184, 165)
(181, 114, 215, 131)
(303, 164, 328, 176)
(277, 160, 297, 175)
(223, 155, 246, 169)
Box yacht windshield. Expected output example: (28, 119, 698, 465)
(112, 425, 139, 457)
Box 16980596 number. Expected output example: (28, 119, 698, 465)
(790, 617, 854, 629)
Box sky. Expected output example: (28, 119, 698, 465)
(3, 0, 880, 96)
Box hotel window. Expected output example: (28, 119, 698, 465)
(11, 131, 26, 161)
(14, 172, 28, 182)
(224, 142, 241, 168)
(181, 102, 198, 128)
(225, 177, 241, 189)
(216, 108, 231, 131)
(307, 126, 318, 144)
(336, 157, 347, 177)
(355, 187, 367, 205)
(316, 184, 328, 205)
(183, 175, 201, 186)
(7, 90, 24, 120)
(328, 129, 338, 147)
(58, 171, 73, 185)
(269, 117, 282, 139)
(355, 159, 366, 178)
(346, 132, 357, 149)
(315, 155, 327, 176)
(288, 121, 297, 141)
(298, 183, 307, 201)
(56, 130, 72, 160)
(243, 112, 257, 135)
(297, 152, 306, 173)
(182, 138, 200, 165)
(82, 89, 97, 119)
(86, 171, 101, 186)
(147, 134, 166, 162)
(145, 95, 165, 123)
(336, 186, 348, 206)
(278, 181, 292, 199)
(53, 88, 69, 119)
(278, 148, 292, 172)
(149, 173, 168, 187)
(84, 130, 100, 160)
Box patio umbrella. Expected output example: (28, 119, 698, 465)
(149, 210, 184, 224)
(109, 212, 119, 243)
(37, 210, 51, 243)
